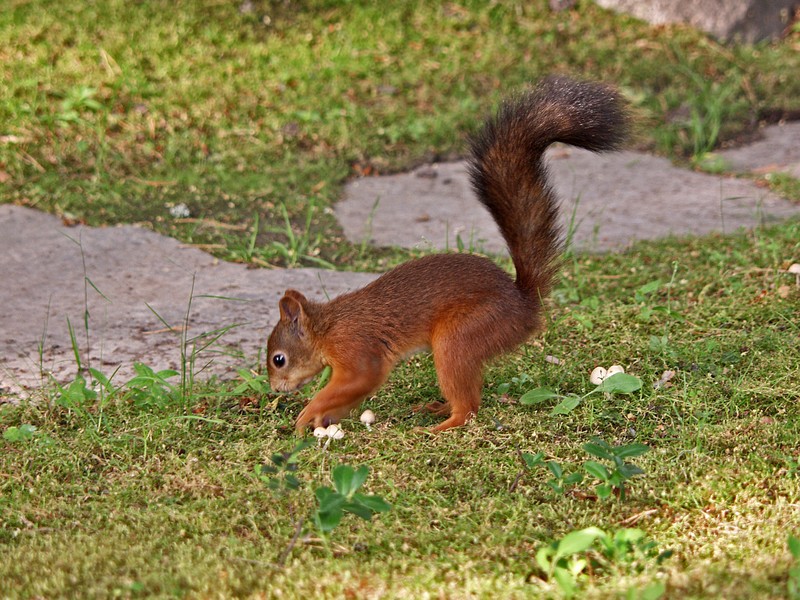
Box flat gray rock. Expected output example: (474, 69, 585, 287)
(0, 205, 377, 396)
(718, 121, 800, 178)
(593, 0, 795, 43)
(338, 144, 800, 254)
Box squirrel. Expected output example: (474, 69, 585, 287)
(266, 76, 629, 433)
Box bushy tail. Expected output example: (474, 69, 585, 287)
(468, 76, 629, 305)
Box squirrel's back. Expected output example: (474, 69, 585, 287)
(469, 76, 629, 305)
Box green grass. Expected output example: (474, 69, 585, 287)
(2, 222, 799, 598)
(2, 1, 800, 597)
(1, 0, 799, 268)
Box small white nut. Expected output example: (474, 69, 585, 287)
(607, 365, 625, 376)
(360, 409, 376, 430)
(590, 366, 608, 385)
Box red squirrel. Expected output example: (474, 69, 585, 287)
(267, 76, 629, 433)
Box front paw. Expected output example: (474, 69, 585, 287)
(294, 405, 337, 433)
(294, 405, 316, 433)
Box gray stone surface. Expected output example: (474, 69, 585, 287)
(718, 121, 800, 178)
(594, 0, 796, 43)
(0, 205, 376, 396)
(338, 144, 800, 254)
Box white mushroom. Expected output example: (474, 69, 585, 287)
(788, 263, 800, 287)
(589, 366, 608, 385)
(313, 426, 328, 446)
(326, 424, 345, 439)
(323, 423, 345, 450)
(607, 365, 625, 376)
(360, 409, 376, 430)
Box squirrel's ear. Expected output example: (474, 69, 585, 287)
(282, 289, 308, 303)
(278, 292, 307, 333)
(278, 295, 302, 323)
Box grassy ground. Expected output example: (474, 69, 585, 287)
(2, 222, 799, 598)
(2, 0, 800, 598)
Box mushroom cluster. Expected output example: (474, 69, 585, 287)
(589, 364, 625, 385)
(312, 410, 377, 450)
(313, 424, 345, 450)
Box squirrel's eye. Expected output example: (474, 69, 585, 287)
(272, 353, 287, 368)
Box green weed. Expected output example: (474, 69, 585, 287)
(790, 535, 800, 600)
(3, 424, 38, 443)
(256, 442, 391, 563)
(582, 437, 651, 501)
(312, 464, 392, 535)
(532, 527, 669, 598)
(265, 201, 335, 269)
(519, 450, 585, 495)
(519, 436, 650, 501)
(520, 372, 643, 416)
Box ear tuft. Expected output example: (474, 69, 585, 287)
(283, 289, 308, 303)
(278, 294, 303, 323)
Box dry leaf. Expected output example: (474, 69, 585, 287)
(654, 370, 676, 389)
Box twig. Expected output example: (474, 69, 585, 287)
(620, 508, 659, 526)
(276, 517, 305, 566)
(226, 556, 282, 570)
(19, 150, 45, 173)
(174, 217, 249, 231)
(509, 445, 528, 493)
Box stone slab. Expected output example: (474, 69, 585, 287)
(337, 144, 800, 254)
(594, 0, 796, 43)
(0, 205, 377, 396)
(718, 121, 800, 178)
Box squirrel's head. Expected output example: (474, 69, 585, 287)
(266, 289, 326, 392)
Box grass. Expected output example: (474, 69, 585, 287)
(2, 0, 800, 597)
(1, 0, 799, 269)
(2, 221, 799, 598)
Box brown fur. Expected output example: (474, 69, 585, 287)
(266, 76, 629, 432)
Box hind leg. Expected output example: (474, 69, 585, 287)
(428, 329, 485, 432)
(427, 302, 532, 432)
(430, 356, 484, 432)
(412, 400, 452, 416)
